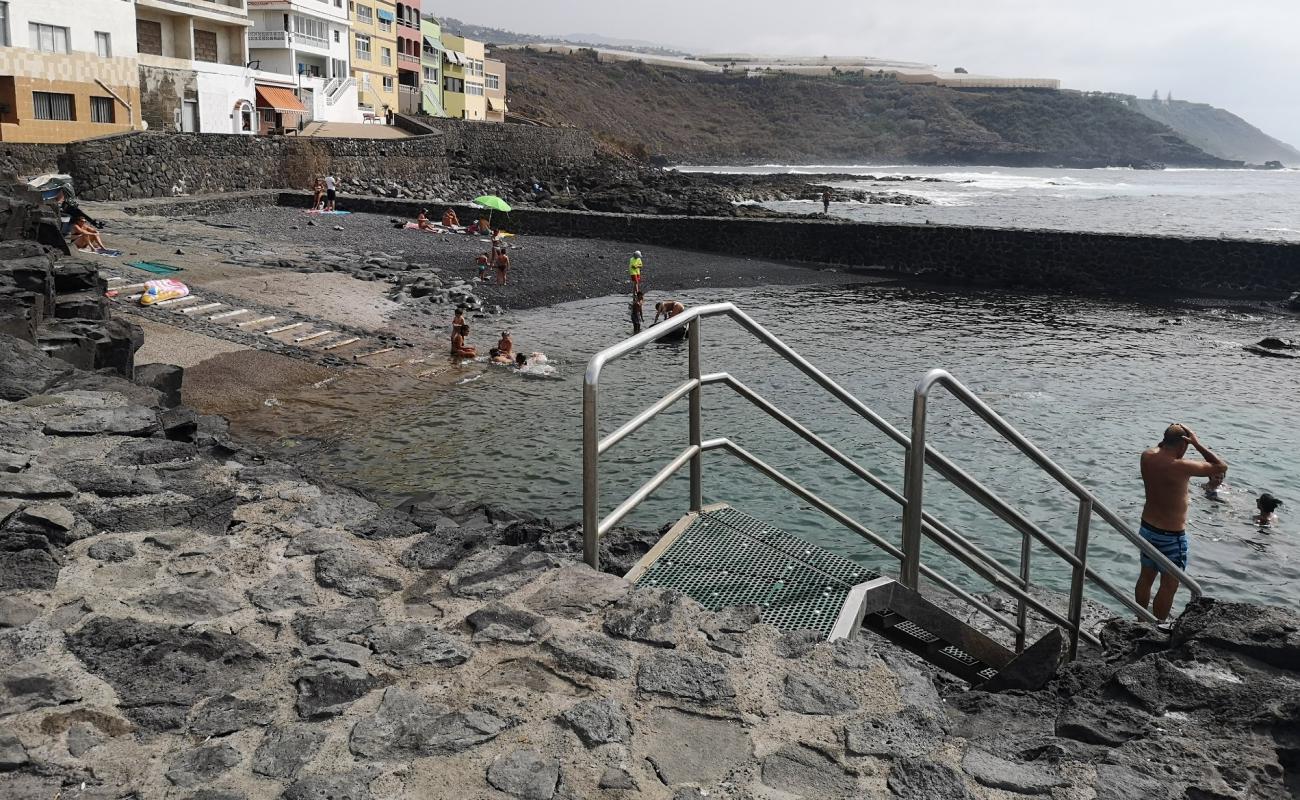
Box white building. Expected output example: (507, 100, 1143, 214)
(133, 0, 265, 134)
(246, 0, 361, 123)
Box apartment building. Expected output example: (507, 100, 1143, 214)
(393, 0, 419, 114)
(483, 55, 506, 122)
(439, 32, 483, 121)
(348, 0, 396, 121)
(0, 0, 142, 142)
(246, 0, 361, 123)
(418, 15, 443, 117)
(133, 0, 271, 134)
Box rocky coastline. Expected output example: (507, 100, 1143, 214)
(1, 187, 1299, 799)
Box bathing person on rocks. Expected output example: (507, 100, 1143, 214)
(71, 215, 107, 251)
(494, 248, 510, 286)
(442, 207, 460, 228)
(653, 300, 685, 324)
(451, 307, 466, 336)
(451, 324, 477, 358)
(495, 331, 513, 361)
(1137, 424, 1227, 621)
(822, 189, 832, 214)
(417, 209, 434, 230)
(1255, 493, 1282, 526)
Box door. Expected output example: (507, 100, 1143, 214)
(181, 100, 198, 132)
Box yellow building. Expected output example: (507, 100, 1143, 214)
(484, 56, 506, 122)
(439, 33, 485, 121)
(349, 0, 398, 120)
(0, 1, 141, 143)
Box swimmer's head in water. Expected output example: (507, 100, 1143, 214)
(1259, 493, 1282, 513)
(1160, 423, 1191, 449)
(516, 353, 527, 366)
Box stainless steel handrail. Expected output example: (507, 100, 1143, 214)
(583, 303, 1188, 658)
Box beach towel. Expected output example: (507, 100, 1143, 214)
(306, 210, 352, 216)
(126, 261, 182, 274)
(79, 247, 122, 257)
(139, 279, 189, 306)
(403, 223, 449, 233)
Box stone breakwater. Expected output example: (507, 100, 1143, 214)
(1, 333, 1299, 798)
(290, 192, 1300, 298)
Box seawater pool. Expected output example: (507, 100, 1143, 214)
(232, 283, 1300, 611)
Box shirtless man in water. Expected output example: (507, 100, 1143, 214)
(653, 300, 685, 324)
(1137, 424, 1227, 621)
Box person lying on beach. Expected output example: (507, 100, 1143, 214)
(443, 207, 460, 228)
(1255, 493, 1282, 526)
(653, 300, 685, 324)
(451, 324, 477, 358)
(417, 209, 434, 230)
(71, 216, 106, 251)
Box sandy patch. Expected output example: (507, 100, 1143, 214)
(181, 350, 339, 418)
(205, 271, 403, 331)
(125, 314, 250, 368)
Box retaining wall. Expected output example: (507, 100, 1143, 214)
(281, 192, 1300, 296)
(433, 118, 597, 175)
(0, 143, 67, 181)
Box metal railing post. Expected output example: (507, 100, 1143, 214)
(1015, 532, 1030, 652)
(582, 378, 600, 570)
(1067, 498, 1092, 659)
(687, 317, 703, 512)
(901, 388, 928, 589)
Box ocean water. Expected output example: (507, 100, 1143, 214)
(239, 283, 1300, 613)
(678, 164, 1300, 242)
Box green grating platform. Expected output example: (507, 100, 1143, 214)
(631, 505, 879, 638)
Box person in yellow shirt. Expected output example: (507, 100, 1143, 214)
(628, 250, 644, 292)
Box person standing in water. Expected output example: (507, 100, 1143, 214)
(1136, 424, 1227, 622)
(822, 189, 831, 214)
(630, 292, 645, 334)
(628, 251, 644, 293)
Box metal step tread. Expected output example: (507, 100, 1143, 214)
(862, 607, 997, 682)
(634, 506, 879, 638)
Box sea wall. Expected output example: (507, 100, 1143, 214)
(306, 193, 1300, 296)
(0, 142, 67, 181)
(433, 118, 597, 175)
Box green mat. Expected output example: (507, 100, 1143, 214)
(125, 261, 182, 274)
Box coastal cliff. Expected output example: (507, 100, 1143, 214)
(1133, 97, 1300, 166)
(496, 49, 1236, 168)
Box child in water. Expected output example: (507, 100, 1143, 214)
(1204, 473, 1227, 502)
(1255, 493, 1282, 526)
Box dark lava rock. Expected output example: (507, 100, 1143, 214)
(524, 565, 630, 618)
(446, 545, 557, 599)
(187, 694, 273, 737)
(558, 697, 631, 747)
(348, 687, 509, 759)
(832, 637, 878, 670)
(313, 547, 403, 599)
(293, 662, 387, 719)
(779, 671, 859, 715)
(0, 472, 75, 499)
(86, 539, 135, 563)
(636, 652, 735, 705)
(486, 748, 560, 800)
(291, 599, 379, 644)
(0, 661, 80, 715)
(133, 363, 183, 408)
(1055, 698, 1149, 746)
(66, 617, 266, 731)
(65, 722, 104, 758)
(42, 405, 159, 437)
(364, 622, 473, 668)
(886, 757, 975, 800)
(776, 629, 823, 659)
(604, 588, 698, 648)
(398, 526, 492, 570)
(642, 707, 753, 785)
(249, 572, 319, 611)
(543, 632, 633, 679)
(165, 742, 241, 787)
(961, 747, 1063, 795)
(54, 462, 162, 496)
(0, 548, 62, 591)
(134, 585, 242, 620)
(760, 744, 857, 796)
(844, 707, 946, 758)
(0, 730, 29, 770)
(466, 602, 552, 644)
(598, 767, 638, 790)
(282, 770, 375, 800)
(0, 597, 39, 629)
(253, 725, 327, 779)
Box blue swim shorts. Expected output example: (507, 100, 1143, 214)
(1138, 521, 1188, 574)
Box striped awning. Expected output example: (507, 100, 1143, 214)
(254, 84, 307, 114)
(376, 9, 394, 21)
(444, 50, 463, 65)
(488, 96, 508, 112)
(423, 35, 442, 52)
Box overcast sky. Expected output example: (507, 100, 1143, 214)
(440, 0, 1300, 148)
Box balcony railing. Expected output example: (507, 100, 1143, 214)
(381, 55, 392, 66)
(355, 49, 372, 62)
(249, 30, 330, 50)
(398, 51, 419, 66)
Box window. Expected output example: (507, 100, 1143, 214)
(29, 22, 70, 53)
(0, 3, 10, 48)
(422, 66, 436, 82)
(193, 29, 218, 62)
(380, 46, 391, 66)
(95, 31, 111, 57)
(90, 96, 115, 123)
(137, 19, 162, 56)
(354, 33, 370, 60)
(485, 73, 499, 91)
(33, 91, 74, 121)
(382, 76, 393, 91)
(378, 18, 391, 33)
(335, 0, 343, 6)
(333, 30, 340, 43)
(443, 76, 463, 93)
(466, 81, 484, 97)
(355, 4, 372, 23)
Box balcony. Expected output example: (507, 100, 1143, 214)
(398, 51, 420, 68)
(249, 29, 330, 50)
(355, 49, 372, 62)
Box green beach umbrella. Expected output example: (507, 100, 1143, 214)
(473, 195, 512, 229)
